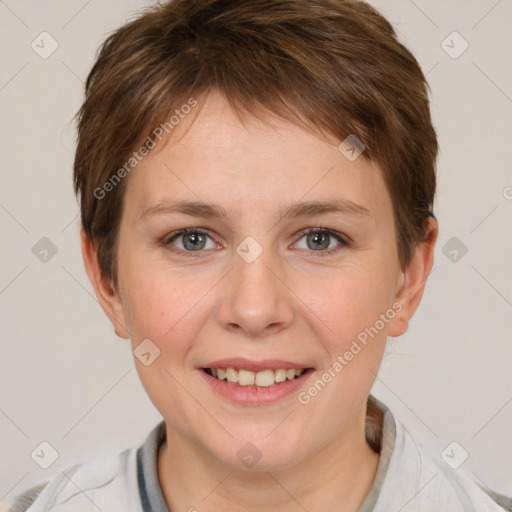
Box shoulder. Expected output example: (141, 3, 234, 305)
(376, 415, 511, 511)
(7, 482, 49, 512)
(7, 446, 141, 512)
(476, 484, 512, 511)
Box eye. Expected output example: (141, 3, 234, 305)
(163, 227, 349, 257)
(164, 228, 218, 254)
(293, 228, 349, 256)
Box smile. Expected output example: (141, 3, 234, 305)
(204, 367, 306, 387)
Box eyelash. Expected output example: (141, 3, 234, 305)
(163, 227, 350, 258)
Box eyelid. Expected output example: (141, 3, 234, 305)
(292, 227, 350, 256)
(164, 226, 350, 256)
(164, 227, 219, 256)
(164, 227, 212, 244)
(294, 226, 351, 245)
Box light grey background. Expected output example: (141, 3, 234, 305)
(1, 0, 511, 508)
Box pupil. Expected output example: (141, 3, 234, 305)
(184, 233, 205, 251)
(308, 232, 329, 250)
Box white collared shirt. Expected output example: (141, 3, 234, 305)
(9, 395, 510, 512)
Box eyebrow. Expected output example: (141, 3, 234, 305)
(140, 198, 372, 221)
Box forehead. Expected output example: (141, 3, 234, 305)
(123, 91, 391, 223)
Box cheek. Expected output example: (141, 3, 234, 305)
(297, 263, 396, 347)
(120, 258, 215, 416)
(120, 253, 215, 348)
(293, 268, 393, 412)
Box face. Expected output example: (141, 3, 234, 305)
(84, 91, 435, 471)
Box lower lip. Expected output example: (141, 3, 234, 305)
(199, 368, 314, 405)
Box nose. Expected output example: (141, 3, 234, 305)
(214, 245, 295, 339)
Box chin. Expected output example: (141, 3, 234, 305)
(211, 432, 306, 472)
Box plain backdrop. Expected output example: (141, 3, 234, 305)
(1, 0, 511, 507)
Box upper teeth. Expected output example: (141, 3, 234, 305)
(210, 368, 305, 387)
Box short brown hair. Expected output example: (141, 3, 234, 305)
(74, 0, 437, 292)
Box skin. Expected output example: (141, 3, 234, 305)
(82, 90, 437, 511)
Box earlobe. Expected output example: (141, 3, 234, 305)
(80, 230, 130, 339)
(388, 217, 438, 337)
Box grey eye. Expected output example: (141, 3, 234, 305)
(295, 230, 344, 252)
(167, 229, 216, 251)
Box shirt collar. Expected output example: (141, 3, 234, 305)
(136, 394, 396, 512)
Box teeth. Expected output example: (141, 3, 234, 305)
(274, 369, 287, 383)
(255, 370, 275, 387)
(226, 367, 238, 383)
(207, 367, 307, 387)
(238, 369, 255, 385)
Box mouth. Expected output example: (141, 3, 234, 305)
(203, 367, 311, 388)
(199, 358, 315, 404)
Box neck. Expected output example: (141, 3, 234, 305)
(157, 406, 380, 512)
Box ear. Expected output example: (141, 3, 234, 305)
(388, 217, 438, 337)
(80, 229, 130, 339)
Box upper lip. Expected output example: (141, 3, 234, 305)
(201, 358, 313, 372)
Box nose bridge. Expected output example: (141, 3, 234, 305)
(215, 236, 294, 337)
